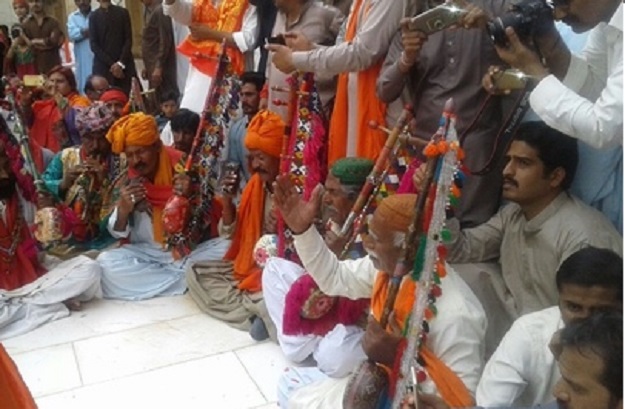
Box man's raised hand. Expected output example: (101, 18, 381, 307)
(272, 174, 323, 235)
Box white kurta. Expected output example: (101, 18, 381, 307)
(279, 226, 487, 408)
(477, 307, 562, 407)
(98, 207, 230, 301)
(163, 0, 259, 113)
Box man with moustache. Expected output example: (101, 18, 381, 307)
(406, 312, 623, 409)
(20, 0, 63, 75)
(169, 108, 199, 155)
(42, 103, 122, 252)
(272, 187, 486, 408)
(99, 88, 129, 120)
(96, 113, 229, 300)
(223, 72, 265, 190)
(262, 157, 373, 376)
(187, 110, 285, 340)
(0, 117, 102, 340)
(84, 75, 110, 103)
(445, 122, 622, 331)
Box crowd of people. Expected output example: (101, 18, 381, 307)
(0, 0, 623, 407)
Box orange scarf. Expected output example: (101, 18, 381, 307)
(67, 92, 90, 108)
(177, 0, 248, 76)
(128, 147, 183, 244)
(30, 98, 62, 153)
(0, 196, 46, 291)
(224, 173, 265, 292)
(327, 0, 387, 165)
(0, 344, 37, 409)
(371, 272, 473, 408)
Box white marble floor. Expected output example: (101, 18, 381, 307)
(4, 294, 290, 409)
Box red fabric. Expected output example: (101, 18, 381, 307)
(0, 196, 46, 291)
(0, 344, 37, 409)
(30, 99, 62, 153)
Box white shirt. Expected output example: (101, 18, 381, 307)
(293, 226, 488, 395)
(529, 4, 623, 149)
(476, 306, 562, 407)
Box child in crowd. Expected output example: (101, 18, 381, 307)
(155, 91, 179, 133)
(4, 24, 36, 80)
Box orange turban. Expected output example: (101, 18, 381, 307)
(106, 113, 158, 154)
(244, 110, 284, 158)
(373, 194, 417, 233)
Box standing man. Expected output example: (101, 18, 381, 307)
(141, 0, 179, 104)
(89, 0, 137, 95)
(163, 0, 259, 114)
(21, 0, 63, 75)
(67, 0, 94, 94)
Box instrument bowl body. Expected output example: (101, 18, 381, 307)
(34, 207, 66, 244)
(162, 195, 191, 235)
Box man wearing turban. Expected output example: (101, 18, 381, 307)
(100, 88, 129, 119)
(262, 157, 375, 379)
(0, 115, 102, 340)
(96, 112, 229, 300)
(186, 110, 284, 340)
(271, 176, 487, 409)
(41, 102, 121, 252)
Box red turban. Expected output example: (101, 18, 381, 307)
(100, 89, 129, 105)
(244, 110, 284, 158)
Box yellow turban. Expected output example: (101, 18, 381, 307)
(244, 110, 285, 158)
(106, 112, 159, 154)
(373, 194, 417, 233)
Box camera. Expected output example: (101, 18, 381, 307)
(487, 0, 553, 47)
(10, 26, 21, 39)
(407, 3, 467, 35)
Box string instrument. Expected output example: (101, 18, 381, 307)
(1, 78, 65, 245)
(343, 102, 455, 409)
(337, 106, 414, 259)
(162, 42, 240, 258)
(129, 77, 146, 113)
(274, 72, 326, 262)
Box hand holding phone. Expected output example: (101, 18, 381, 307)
(407, 2, 467, 35)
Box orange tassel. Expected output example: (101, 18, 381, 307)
(437, 141, 449, 154)
(424, 143, 439, 157)
(450, 184, 461, 198)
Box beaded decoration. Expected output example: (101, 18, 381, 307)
(165, 50, 241, 259)
(390, 100, 465, 408)
(276, 72, 327, 263)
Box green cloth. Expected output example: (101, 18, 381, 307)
(330, 157, 374, 186)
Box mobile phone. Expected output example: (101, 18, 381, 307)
(267, 35, 286, 46)
(407, 3, 467, 35)
(493, 69, 528, 91)
(23, 75, 46, 88)
(220, 162, 241, 195)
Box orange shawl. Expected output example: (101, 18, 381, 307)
(67, 92, 90, 108)
(371, 272, 473, 408)
(128, 146, 183, 244)
(0, 344, 37, 409)
(224, 173, 265, 292)
(0, 196, 46, 291)
(327, 0, 387, 165)
(30, 98, 62, 153)
(177, 0, 248, 76)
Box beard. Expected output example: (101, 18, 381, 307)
(0, 177, 17, 200)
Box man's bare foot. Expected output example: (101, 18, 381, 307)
(64, 300, 82, 311)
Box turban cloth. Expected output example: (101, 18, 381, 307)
(244, 110, 284, 158)
(12, 0, 27, 7)
(373, 194, 416, 234)
(75, 102, 115, 138)
(106, 113, 158, 154)
(100, 89, 129, 105)
(330, 157, 374, 186)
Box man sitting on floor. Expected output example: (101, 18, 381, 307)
(42, 102, 122, 253)
(96, 113, 229, 300)
(263, 157, 374, 377)
(273, 181, 487, 408)
(187, 110, 285, 340)
(0, 117, 101, 340)
(477, 247, 623, 407)
(444, 122, 622, 338)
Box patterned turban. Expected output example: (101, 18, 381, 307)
(100, 88, 129, 105)
(330, 157, 374, 186)
(106, 113, 158, 154)
(244, 110, 285, 158)
(373, 194, 416, 233)
(75, 102, 115, 138)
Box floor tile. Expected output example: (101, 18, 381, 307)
(74, 313, 256, 385)
(36, 352, 266, 409)
(235, 342, 292, 402)
(4, 294, 201, 355)
(10, 343, 82, 398)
